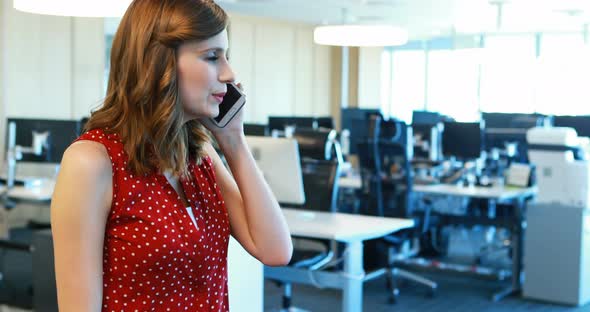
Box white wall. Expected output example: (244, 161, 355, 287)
(0, 4, 105, 226)
(1, 5, 104, 121)
(1, 10, 335, 128)
(358, 47, 384, 110)
(228, 14, 333, 123)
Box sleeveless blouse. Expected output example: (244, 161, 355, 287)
(75, 129, 231, 311)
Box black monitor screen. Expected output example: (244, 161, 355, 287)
(243, 123, 269, 137)
(315, 116, 335, 129)
(5, 118, 80, 163)
(268, 116, 316, 132)
(482, 112, 545, 129)
(442, 121, 483, 160)
(553, 115, 590, 137)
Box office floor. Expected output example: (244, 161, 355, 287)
(264, 276, 590, 312)
(2, 228, 590, 312)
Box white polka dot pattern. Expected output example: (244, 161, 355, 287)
(75, 129, 231, 311)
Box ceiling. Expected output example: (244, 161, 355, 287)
(216, 0, 590, 39)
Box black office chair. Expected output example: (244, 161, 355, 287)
(272, 127, 342, 312)
(357, 115, 437, 303)
(0, 230, 34, 309)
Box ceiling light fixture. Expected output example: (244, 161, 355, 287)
(13, 0, 132, 17)
(313, 24, 408, 47)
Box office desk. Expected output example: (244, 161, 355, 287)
(412, 184, 536, 301)
(338, 175, 537, 301)
(413, 184, 536, 201)
(0, 182, 54, 202)
(0, 182, 54, 239)
(265, 208, 414, 312)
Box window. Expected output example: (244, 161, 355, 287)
(388, 50, 426, 123)
(479, 35, 537, 113)
(535, 34, 590, 115)
(427, 48, 481, 121)
(382, 33, 589, 121)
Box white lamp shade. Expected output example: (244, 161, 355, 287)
(13, 0, 132, 17)
(313, 25, 408, 47)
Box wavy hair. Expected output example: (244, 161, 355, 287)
(85, 0, 228, 177)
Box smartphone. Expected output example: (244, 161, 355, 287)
(210, 83, 246, 128)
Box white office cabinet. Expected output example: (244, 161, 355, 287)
(523, 204, 590, 306)
(228, 236, 263, 312)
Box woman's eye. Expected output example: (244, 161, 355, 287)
(206, 55, 219, 62)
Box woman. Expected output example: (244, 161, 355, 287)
(50, 0, 292, 310)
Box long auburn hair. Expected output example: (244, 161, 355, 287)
(85, 0, 228, 177)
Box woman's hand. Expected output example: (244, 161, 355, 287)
(200, 82, 245, 146)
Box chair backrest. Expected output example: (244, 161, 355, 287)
(292, 128, 342, 213)
(299, 160, 340, 212)
(292, 127, 337, 161)
(357, 116, 413, 218)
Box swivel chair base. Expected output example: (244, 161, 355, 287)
(387, 267, 437, 303)
(270, 283, 311, 312)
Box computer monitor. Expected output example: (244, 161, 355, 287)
(553, 115, 590, 138)
(245, 136, 306, 206)
(5, 118, 80, 163)
(79, 116, 90, 135)
(412, 110, 442, 126)
(340, 108, 382, 155)
(315, 116, 335, 129)
(442, 121, 484, 160)
(243, 123, 269, 137)
(482, 112, 546, 129)
(267, 116, 317, 132)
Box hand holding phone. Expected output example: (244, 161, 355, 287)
(210, 83, 246, 128)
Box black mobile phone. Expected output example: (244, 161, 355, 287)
(210, 83, 246, 128)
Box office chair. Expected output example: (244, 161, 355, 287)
(357, 116, 437, 303)
(272, 127, 342, 312)
(0, 232, 34, 309)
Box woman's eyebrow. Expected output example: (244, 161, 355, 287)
(199, 47, 226, 54)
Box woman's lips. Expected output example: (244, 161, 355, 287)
(212, 93, 226, 103)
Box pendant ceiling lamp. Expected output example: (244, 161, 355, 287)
(13, 0, 132, 17)
(313, 24, 408, 47)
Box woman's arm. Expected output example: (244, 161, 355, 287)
(50, 141, 112, 311)
(203, 138, 292, 266)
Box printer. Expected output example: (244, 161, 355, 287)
(523, 127, 590, 306)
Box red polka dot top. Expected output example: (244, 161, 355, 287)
(75, 129, 231, 311)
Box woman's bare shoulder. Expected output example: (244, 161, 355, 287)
(61, 140, 112, 177)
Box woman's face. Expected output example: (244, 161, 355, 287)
(177, 29, 235, 123)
